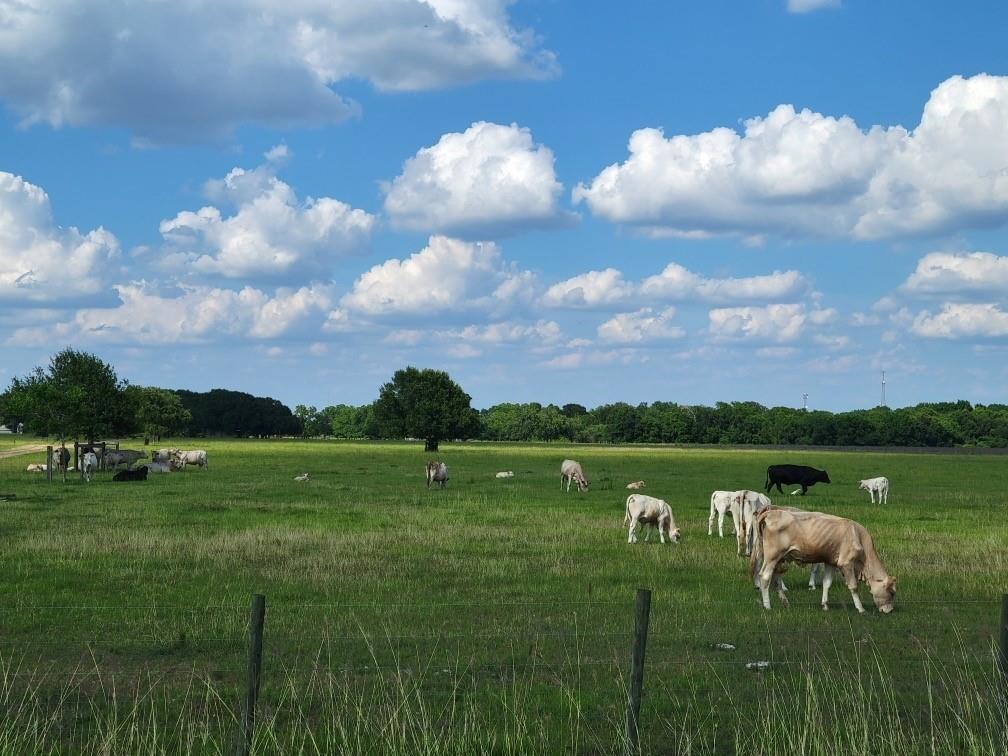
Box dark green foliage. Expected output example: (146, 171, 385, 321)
(125, 386, 192, 440)
(371, 367, 481, 448)
(0, 348, 130, 438)
(175, 389, 299, 437)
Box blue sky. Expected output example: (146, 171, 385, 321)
(2, 0, 1008, 411)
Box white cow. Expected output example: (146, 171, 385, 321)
(735, 490, 773, 556)
(495, 471, 514, 479)
(105, 449, 147, 470)
(294, 472, 311, 482)
(625, 480, 646, 490)
(560, 459, 589, 492)
(147, 462, 172, 473)
(625, 494, 680, 544)
(178, 450, 208, 469)
(26, 463, 47, 473)
(858, 476, 889, 504)
(81, 452, 98, 482)
(708, 491, 739, 539)
(426, 461, 448, 489)
(153, 448, 181, 463)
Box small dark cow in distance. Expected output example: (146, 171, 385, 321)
(113, 465, 149, 482)
(765, 464, 830, 496)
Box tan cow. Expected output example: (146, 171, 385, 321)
(624, 494, 680, 544)
(750, 508, 896, 614)
(625, 480, 646, 490)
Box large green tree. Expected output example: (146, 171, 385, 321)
(125, 386, 192, 440)
(1, 348, 130, 439)
(371, 367, 481, 451)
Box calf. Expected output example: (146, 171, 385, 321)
(426, 461, 448, 489)
(750, 508, 896, 613)
(113, 465, 149, 482)
(560, 459, 589, 492)
(495, 471, 514, 479)
(858, 476, 889, 505)
(625, 480, 646, 490)
(177, 450, 208, 469)
(765, 464, 830, 495)
(625, 494, 680, 544)
(708, 490, 739, 540)
(294, 473, 311, 482)
(54, 446, 71, 475)
(81, 451, 98, 482)
(26, 463, 47, 473)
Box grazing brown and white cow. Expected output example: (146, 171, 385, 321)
(426, 461, 448, 489)
(560, 459, 589, 492)
(750, 508, 896, 614)
(624, 494, 680, 544)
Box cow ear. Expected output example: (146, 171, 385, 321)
(886, 576, 896, 590)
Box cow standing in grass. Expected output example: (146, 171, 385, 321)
(858, 476, 889, 504)
(765, 464, 830, 495)
(625, 494, 680, 544)
(426, 461, 448, 489)
(560, 460, 589, 492)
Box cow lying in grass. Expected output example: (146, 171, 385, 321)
(750, 507, 896, 613)
(113, 466, 149, 482)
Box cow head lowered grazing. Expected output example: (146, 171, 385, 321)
(625, 494, 680, 544)
(560, 459, 589, 492)
(750, 508, 896, 614)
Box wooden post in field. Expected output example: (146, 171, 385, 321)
(237, 594, 266, 756)
(46, 446, 53, 482)
(1000, 594, 1008, 699)
(625, 587, 652, 756)
(73, 442, 79, 480)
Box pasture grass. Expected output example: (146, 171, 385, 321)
(0, 439, 1006, 753)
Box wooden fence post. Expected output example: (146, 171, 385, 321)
(1000, 593, 1008, 699)
(237, 594, 266, 756)
(46, 446, 53, 482)
(625, 587, 652, 756)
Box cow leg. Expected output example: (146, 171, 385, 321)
(808, 563, 819, 590)
(717, 509, 725, 538)
(759, 559, 781, 609)
(628, 517, 639, 544)
(820, 565, 834, 610)
(775, 573, 790, 607)
(708, 503, 715, 536)
(839, 564, 866, 614)
(800, 484, 807, 495)
(775, 482, 784, 494)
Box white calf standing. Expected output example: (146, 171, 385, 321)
(625, 494, 680, 544)
(426, 461, 448, 489)
(81, 452, 98, 482)
(708, 491, 738, 539)
(560, 459, 589, 492)
(858, 476, 889, 504)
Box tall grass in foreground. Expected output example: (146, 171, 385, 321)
(0, 640, 1004, 755)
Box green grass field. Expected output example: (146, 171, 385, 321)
(0, 439, 1006, 754)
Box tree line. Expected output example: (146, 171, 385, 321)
(3, 350, 1007, 447)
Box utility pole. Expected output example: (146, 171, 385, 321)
(881, 370, 886, 408)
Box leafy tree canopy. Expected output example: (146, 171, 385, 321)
(125, 385, 192, 440)
(371, 367, 481, 450)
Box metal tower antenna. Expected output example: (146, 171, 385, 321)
(881, 370, 886, 408)
(802, 392, 808, 412)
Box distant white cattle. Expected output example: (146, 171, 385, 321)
(105, 449, 147, 470)
(858, 476, 889, 504)
(625, 494, 680, 544)
(153, 448, 181, 463)
(294, 472, 311, 482)
(81, 452, 98, 482)
(625, 480, 646, 490)
(178, 450, 208, 469)
(147, 462, 172, 473)
(426, 461, 448, 489)
(560, 459, 589, 492)
(495, 471, 514, 479)
(26, 463, 46, 473)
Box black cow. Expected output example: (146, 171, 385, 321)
(113, 465, 149, 482)
(765, 464, 830, 495)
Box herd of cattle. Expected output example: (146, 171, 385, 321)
(426, 456, 896, 615)
(26, 446, 209, 482)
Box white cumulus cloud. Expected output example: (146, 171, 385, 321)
(639, 263, 810, 303)
(911, 303, 1008, 339)
(337, 235, 536, 318)
(0, 172, 120, 303)
(575, 74, 1008, 241)
(708, 303, 809, 342)
(7, 282, 331, 345)
(0, 0, 556, 141)
(787, 0, 840, 12)
(158, 156, 375, 282)
(384, 122, 574, 237)
(542, 268, 635, 309)
(597, 307, 684, 344)
(902, 251, 1008, 297)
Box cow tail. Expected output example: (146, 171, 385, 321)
(748, 511, 768, 578)
(623, 496, 631, 526)
(764, 467, 771, 491)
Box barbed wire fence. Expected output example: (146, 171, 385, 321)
(0, 592, 1005, 754)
